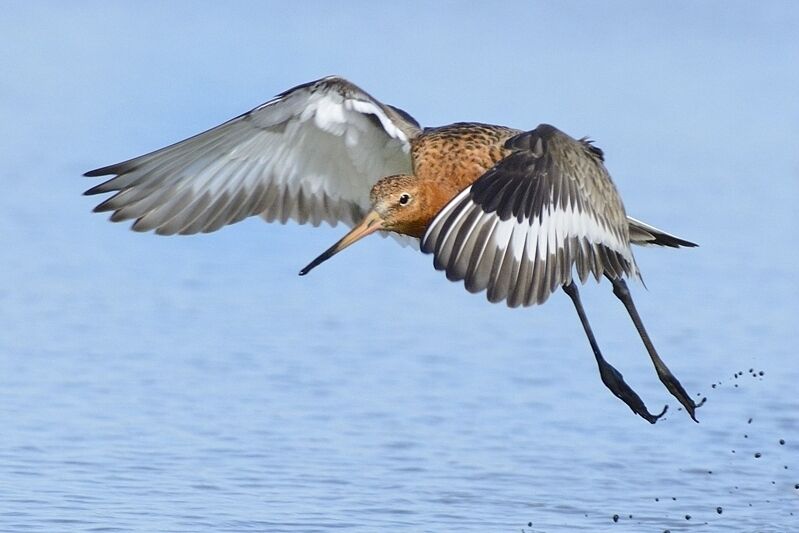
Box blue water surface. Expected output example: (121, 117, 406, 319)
(1, 3, 798, 532)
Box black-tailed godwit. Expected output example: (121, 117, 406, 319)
(85, 76, 702, 423)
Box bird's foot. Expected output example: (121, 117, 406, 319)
(658, 371, 706, 423)
(597, 356, 668, 424)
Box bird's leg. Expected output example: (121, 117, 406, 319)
(609, 277, 703, 422)
(562, 281, 667, 424)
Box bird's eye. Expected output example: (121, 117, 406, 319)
(399, 193, 411, 205)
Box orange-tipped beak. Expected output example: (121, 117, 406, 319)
(299, 210, 385, 276)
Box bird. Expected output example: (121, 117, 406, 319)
(84, 75, 703, 424)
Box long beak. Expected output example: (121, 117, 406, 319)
(299, 210, 385, 276)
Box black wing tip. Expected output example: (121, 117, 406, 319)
(84, 183, 110, 196)
(84, 166, 115, 177)
(84, 164, 126, 195)
(419, 236, 434, 255)
(92, 202, 114, 213)
(659, 235, 699, 248)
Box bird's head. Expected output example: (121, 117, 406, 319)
(369, 174, 429, 236)
(299, 174, 426, 275)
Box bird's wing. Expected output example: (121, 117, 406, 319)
(421, 124, 638, 308)
(84, 76, 421, 235)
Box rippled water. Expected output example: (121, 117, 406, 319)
(2, 4, 799, 532)
(2, 166, 797, 531)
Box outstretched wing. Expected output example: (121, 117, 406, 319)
(421, 124, 638, 308)
(84, 76, 421, 235)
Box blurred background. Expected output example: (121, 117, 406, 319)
(1, 2, 797, 531)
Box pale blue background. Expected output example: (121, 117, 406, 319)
(1, 2, 798, 531)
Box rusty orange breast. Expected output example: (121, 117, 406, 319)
(410, 122, 520, 227)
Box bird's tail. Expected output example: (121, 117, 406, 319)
(627, 216, 698, 248)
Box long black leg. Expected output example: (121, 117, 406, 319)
(609, 277, 704, 422)
(562, 281, 667, 424)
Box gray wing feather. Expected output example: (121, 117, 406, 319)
(422, 124, 638, 308)
(85, 76, 421, 236)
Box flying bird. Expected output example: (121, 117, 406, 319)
(85, 76, 702, 423)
